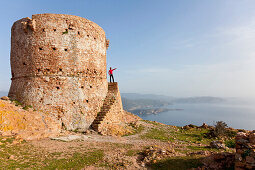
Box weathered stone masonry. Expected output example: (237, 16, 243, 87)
(92, 82, 126, 135)
(8, 14, 110, 131)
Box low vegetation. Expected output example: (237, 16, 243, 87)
(150, 156, 203, 170)
(0, 119, 238, 169)
(203, 121, 236, 139)
(139, 120, 237, 169)
(225, 139, 236, 148)
(44, 150, 104, 169)
(125, 149, 140, 156)
(22, 105, 32, 110)
(125, 123, 145, 136)
(0, 136, 104, 169)
(141, 125, 213, 145)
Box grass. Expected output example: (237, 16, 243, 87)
(242, 149, 251, 158)
(0, 138, 38, 168)
(149, 156, 203, 170)
(225, 139, 235, 148)
(124, 124, 145, 136)
(0, 137, 104, 169)
(62, 30, 68, 34)
(22, 105, 32, 110)
(174, 128, 212, 144)
(186, 145, 219, 152)
(43, 150, 104, 169)
(6, 99, 32, 111)
(108, 143, 134, 149)
(126, 149, 140, 156)
(132, 124, 145, 134)
(142, 120, 163, 126)
(141, 124, 214, 145)
(0, 119, 237, 169)
(141, 128, 170, 141)
(12, 100, 22, 106)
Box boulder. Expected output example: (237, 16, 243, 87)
(210, 140, 226, 149)
(1, 96, 9, 100)
(51, 135, 88, 142)
(249, 133, 255, 144)
(200, 123, 208, 129)
(0, 99, 61, 140)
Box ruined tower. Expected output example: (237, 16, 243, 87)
(9, 14, 109, 131)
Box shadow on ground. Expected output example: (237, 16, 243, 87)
(149, 156, 203, 170)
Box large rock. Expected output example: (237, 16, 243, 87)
(235, 132, 255, 169)
(249, 133, 255, 144)
(210, 140, 226, 149)
(0, 99, 61, 140)
(51, 135, 88, 142)
(202, 153, 235, 169)
(0, 96, 9, 100)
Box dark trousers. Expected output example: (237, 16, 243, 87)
(110, 74, 114, 82)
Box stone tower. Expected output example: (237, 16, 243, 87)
(9, 14, 109, 131)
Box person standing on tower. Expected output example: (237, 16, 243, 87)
(108, 67, 117, 82)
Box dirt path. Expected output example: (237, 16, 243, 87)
(84, 121, 164, 146)
(28, 120, 174, 169)
(31, 120, 169, 151)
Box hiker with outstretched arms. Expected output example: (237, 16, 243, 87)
(108, 67, 117, 82)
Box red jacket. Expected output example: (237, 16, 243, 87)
(108, 68, 116, 75)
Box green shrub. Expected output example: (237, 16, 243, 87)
(226, 130, 237, 138)
(141, 128, 170, 141)
(13, 100, 22, 106)
(23, 105, 32, 110)
(62, 30, 68, 34)
(213, 121, 228, 137)
(225, 139, 235, 148)
(242, 149, 251, 157)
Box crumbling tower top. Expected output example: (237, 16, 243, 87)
(11, 13, 108, 79)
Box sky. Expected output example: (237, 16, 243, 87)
(0, 0, 255, 98)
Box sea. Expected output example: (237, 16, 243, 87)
(137, 103, 255, 130)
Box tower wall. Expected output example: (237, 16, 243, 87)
(8, 14, 108, 131)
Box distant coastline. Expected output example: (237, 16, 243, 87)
(127, 108, 183, 115)
(121, 93, 226, 116)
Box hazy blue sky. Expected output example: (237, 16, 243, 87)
(0, 0, 255, 97)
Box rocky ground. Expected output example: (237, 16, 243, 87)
(0, 96, 62, 140)
(0, 97, 243, 169)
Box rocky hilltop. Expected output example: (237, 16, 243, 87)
(0, 96, 140, 140)
(1, 13, 254, 169)
(0, 96, 61, 140)
(1, 95, 255, 169)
